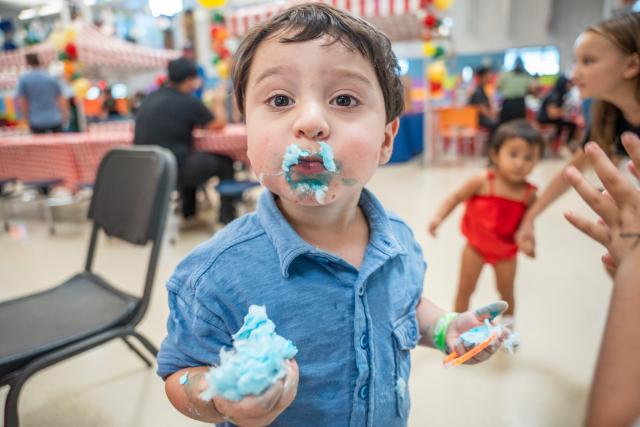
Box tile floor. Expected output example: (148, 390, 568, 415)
(0, 158, 612, 427)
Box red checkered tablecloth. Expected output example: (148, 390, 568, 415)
(0, 132, 133, 190)
(0, 125, 249, 190)
(193, 124, 249, 165)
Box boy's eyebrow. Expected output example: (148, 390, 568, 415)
(254, 65, 295, 86)
(253, 66, 373, 88)
(331, 69, 374, 88)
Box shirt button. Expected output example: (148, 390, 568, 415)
(359, 333, 369, 349)
(409, 326, 418, 340)
(358, 286, 365, 296)
(359, 384, 369, 400)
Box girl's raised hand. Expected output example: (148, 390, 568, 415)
(564, 134, 640, 274)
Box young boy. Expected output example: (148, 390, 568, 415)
(157, 4, 510, 426)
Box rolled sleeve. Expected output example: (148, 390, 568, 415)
(156, 277, 232, 379)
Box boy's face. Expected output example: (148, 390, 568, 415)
(244, 34, 399, 206)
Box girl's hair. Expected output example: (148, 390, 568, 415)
(586, 12, 640, 155)
(489, 120, 545, 161)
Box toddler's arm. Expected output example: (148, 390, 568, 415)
(416, 298, 509, 364)
(165, 359, 299, 426)
(428, 174, 484, 237)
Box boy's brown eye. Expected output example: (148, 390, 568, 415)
(333, 95, 358, 107)
(271, 95, 292, 107)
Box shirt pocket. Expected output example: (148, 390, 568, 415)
(392, 311, 420, 418)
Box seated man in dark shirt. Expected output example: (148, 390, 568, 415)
(134, 58, 235, 225)
(468, 66, 498, 135)
(537, 75, 578, 146)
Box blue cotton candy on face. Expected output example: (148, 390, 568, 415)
(280, 142, 339, 204)
(200, 305, 298, 402)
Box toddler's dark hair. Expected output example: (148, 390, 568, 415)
(490, 119, 545, 157)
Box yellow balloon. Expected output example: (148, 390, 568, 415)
(427, 61, 447, 83)
(49, 32, 65, 51)
(434, 0, 454, 11)
(422, 42, 436, 57)
(198, 0, 226, 7)
(72, 78, 91, 99)
(216, 61, 230, 79)
(63, 27, 77, 44)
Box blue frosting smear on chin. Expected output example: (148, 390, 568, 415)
(200, 305, 298, 401)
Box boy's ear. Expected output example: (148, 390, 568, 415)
(623, 52, 640, 79)
(379, 117, 400, 166)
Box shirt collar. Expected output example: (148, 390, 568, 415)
(256, 189, 406, 278)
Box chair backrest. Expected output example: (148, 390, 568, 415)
(88, 146, 176, 245)
(437, 106, 479, 132)
(85, 146, 176, 324)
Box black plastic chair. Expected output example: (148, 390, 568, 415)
(0, 147, 176, 427)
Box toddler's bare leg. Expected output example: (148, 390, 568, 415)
(493, 257, 517, 316)
(454, 243, 485, 312)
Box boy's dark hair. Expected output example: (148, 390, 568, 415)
(231, 2, 404, 123)
(25, 53, 40, 67)
(168, 58, 198, 84)
(490, 119, 545, 156)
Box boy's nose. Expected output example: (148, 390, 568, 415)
(293, 103, 330, 141)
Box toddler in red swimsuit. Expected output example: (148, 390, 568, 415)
(428, 120, 544, 324)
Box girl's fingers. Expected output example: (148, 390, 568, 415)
(564, 211, 610, 246)
(621, 132, 640, 169)
(565, 165, 619, 225)
(584, 142, 639, 206)
(629, 161, 640, 182)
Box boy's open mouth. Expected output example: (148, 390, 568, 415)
(291, 156, 326, 175)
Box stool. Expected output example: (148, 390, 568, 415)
(0, 178, 17, 232)
(215, 179, 261, 216)
(22, 178, 64, 235)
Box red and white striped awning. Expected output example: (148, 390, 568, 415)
(0, 23, 179, 90)
(228, 0, 423, 41)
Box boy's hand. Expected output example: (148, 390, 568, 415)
(515, 220, 536, 258)
(212, 359, 299, 427)
(428, 218, 441, 237)
(445, 301, 510, 364)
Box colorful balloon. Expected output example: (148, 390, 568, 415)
(198, 0, 226, 8)
(433, 0, 453, 11)
(72, 78, 91, 98)
(422, 42, 436, 57)
(427, 60, 446, 83)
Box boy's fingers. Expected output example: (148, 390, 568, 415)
(473, 301, 508, 321)
(215, 379, 285, 419)
(584, 142, 638, 205)
(564, 211, 609, 246)
(565, 166, 618, 224)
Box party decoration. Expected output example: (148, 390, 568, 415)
(433, 0, 454, 10)
(209, 9, 232, 80)
(427, 60, 446, 84)
(199, 0, 226, 8)
(422, 42, 436, 57)
(72, 78, 91, 98)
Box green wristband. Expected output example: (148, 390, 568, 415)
(432, 312, 458, 354)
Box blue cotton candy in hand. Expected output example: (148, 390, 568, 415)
(459, 319, 520, 353)
(200, 305, 298, 402)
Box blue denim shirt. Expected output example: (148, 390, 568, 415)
(157, 189, 426, 426)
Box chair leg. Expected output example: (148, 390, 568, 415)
(40, 198, 55, 235)
(4, 375, 27, 427)
(120, 337, 152, 368)
(129, 331, 159, 357)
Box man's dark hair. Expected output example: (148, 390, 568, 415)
(25, 53, 40, 67)
(475, 66, 492, 78)
(168, 58, 198, 84)
(232, 2, 404, 124)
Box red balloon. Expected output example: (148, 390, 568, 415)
(64, 43, 78, 60)
(424, 14, 437, 28)
(430, 81, 443, 93)
(419, 0, 432, 8)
